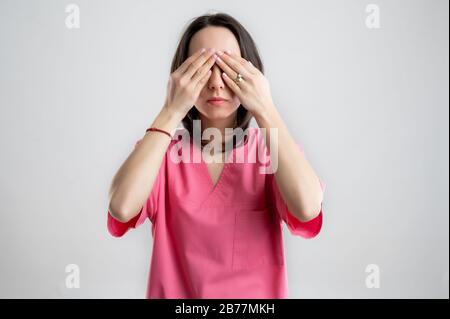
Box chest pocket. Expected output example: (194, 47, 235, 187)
(232, 206, 284, 270)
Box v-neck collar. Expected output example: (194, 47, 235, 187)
(192, 140, 234, 195)
(202, 148, 234, 191)
(190, 130, 251, 205)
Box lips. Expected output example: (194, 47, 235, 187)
(207, 97, 227, 102)
(207, 98, 227, 106)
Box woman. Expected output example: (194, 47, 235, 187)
(107, 12, 326, 299)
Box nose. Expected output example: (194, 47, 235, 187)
(207, 65, 225, 90)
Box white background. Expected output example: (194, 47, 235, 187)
(0, 0, 448, 298)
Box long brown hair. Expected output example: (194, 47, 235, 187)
(170, 12, 264, 140)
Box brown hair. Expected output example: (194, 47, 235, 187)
(170, 12, 264, 140)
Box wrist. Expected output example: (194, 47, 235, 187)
(163, 105, 185, 120)
(254, 104, 280, 128)
(149, 106, 184, 136)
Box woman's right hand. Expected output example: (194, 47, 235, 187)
(163, 48, 217, 118)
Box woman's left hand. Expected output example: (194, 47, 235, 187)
(214, 50, 275, 117)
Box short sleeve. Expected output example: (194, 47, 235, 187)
(270, 142, 326, 238)
(107, 138, 165, 237)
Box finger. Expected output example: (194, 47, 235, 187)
(184, 48, 216, 79)
(176, 48, 206, 75)
(215, 55, 249, 91)
(214, 54, 238, 80)
(194, 69, 212, 93)
(191, 54, 216, 84)
(221, 71, 242, 95)
(224, 50, 257, 75)
(216, 51, 251, 78)
(242, 58, 258, 75)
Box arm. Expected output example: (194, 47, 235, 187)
(211, 50, 323, 223)
(108, 47, 216, 223)
(254, 105, 324, 222)
(108, 106, 182, 223)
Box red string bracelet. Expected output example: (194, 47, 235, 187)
(145, 127, 173, 139)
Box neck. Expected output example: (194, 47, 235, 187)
(199, 114, 237, 145)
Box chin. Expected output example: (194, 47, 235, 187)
(198, 104, 238, 120)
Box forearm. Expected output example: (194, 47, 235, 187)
(108, 106, 182, 222)
(254, 106, 323, 222)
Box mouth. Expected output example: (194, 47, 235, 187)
(207, 97, 228, 106)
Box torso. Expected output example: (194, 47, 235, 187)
(109, 126, 321, 299)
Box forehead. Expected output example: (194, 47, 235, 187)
(188, 26, 241, 57)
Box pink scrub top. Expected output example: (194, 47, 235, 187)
(107, 127, 326, 298)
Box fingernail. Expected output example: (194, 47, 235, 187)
(200, 48, 206, 53)
(217, 50, 223, 56)
(225, 50, 231, 54)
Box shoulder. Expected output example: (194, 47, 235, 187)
(171, 127, 189, 142)
(168, 127, 190, 149)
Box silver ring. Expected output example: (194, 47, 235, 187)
(234, 73, 244, 83)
